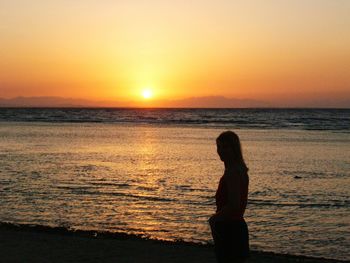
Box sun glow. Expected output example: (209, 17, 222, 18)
(142, 89, 153, 99)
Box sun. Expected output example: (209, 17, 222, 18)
(142, 89, 153, 99)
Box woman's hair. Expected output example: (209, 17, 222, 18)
(216, 130, 248, 172)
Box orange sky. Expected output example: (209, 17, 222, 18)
(1, 1, 349, 107)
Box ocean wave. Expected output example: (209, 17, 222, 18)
(248, 198, 349, 208)
(55, 187, 176, 202)
(0, 108, 349, 131)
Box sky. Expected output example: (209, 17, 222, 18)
(1, 0, 350, 107)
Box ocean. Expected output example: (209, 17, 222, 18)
(0, 108, 349, 261)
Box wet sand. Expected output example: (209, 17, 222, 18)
(0, 223, 344, 263)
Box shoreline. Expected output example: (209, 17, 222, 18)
(0, 223, 345, 263)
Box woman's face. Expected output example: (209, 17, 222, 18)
(216, 140, 232, 161)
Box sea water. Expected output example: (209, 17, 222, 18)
(0, 109, 349, 260)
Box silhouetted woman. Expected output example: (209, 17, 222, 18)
(209, 131, 249, 263)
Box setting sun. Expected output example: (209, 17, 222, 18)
(142, 89, 153, 99)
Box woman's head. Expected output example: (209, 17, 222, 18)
(216, 131, 248, 171)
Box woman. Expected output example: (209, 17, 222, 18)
(209, 131, 249, 263)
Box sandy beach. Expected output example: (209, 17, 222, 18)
(0, 223, 345, 263)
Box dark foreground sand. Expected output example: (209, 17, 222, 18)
(0, 223, 344, 263)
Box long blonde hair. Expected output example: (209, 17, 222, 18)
(216, 130, 248, 172)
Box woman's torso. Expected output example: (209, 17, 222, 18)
(215, 169, 249, 221)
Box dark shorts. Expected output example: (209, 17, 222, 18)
(210, 220, 249, 262)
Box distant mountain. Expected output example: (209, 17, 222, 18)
(1, 95, 348, 108)
(161, 96, 271, 108)
(281, 98, 350, 108)
(0, 96, 270, 108)
(0, 96, 130, 108)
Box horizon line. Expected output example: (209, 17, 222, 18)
(0, 106, 349, 110)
